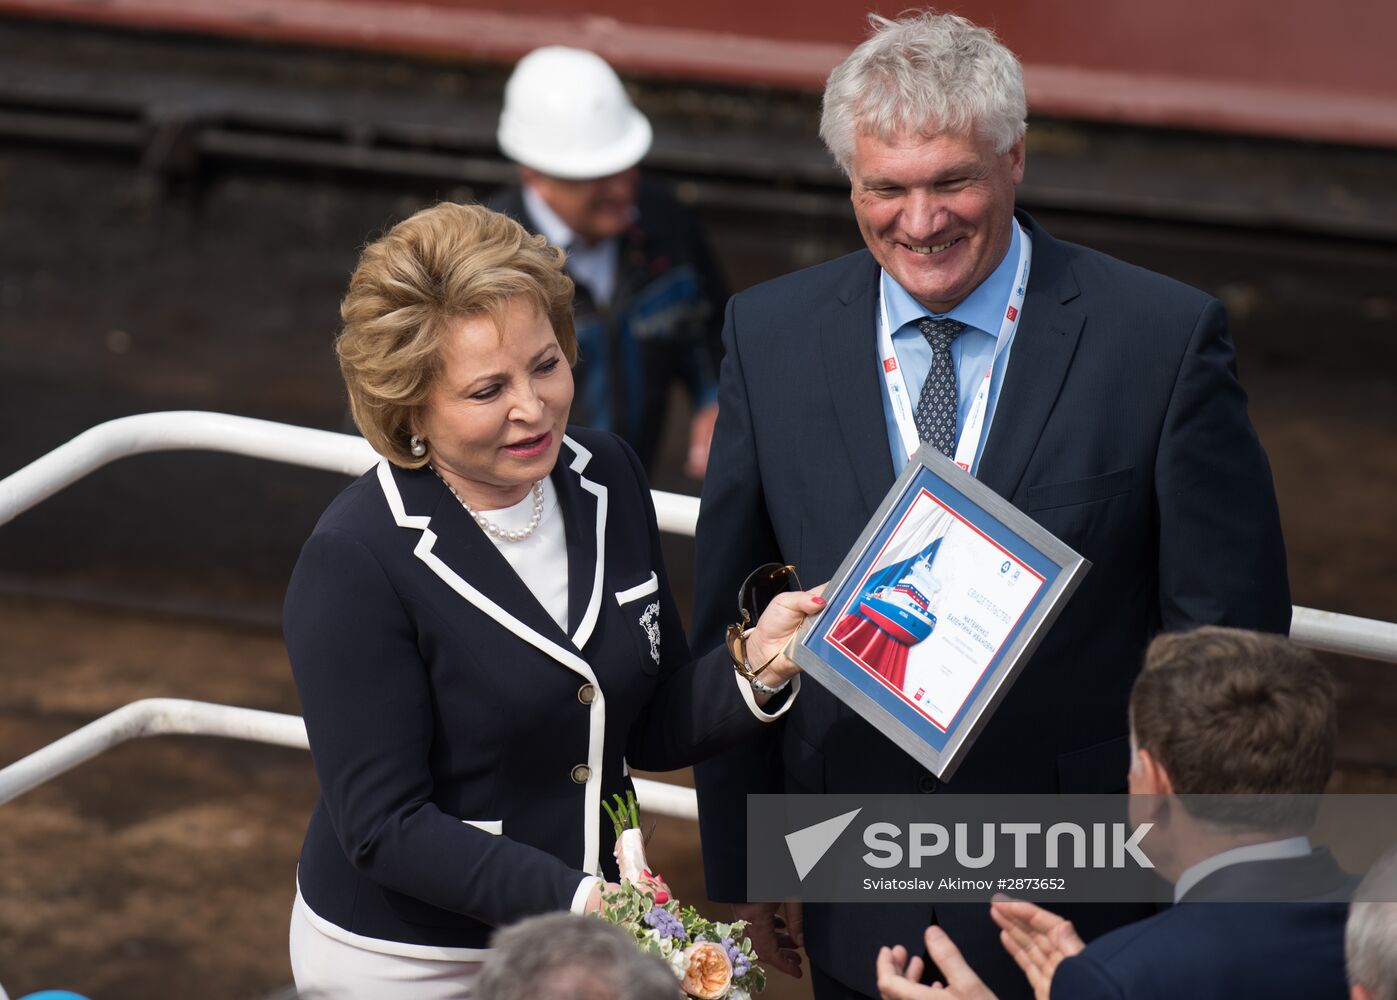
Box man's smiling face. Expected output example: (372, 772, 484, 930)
(849, 127, 1024, 313)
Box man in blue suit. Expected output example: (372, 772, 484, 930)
(876, 627, 1352, 1000)
(691, 10, 1291, 999)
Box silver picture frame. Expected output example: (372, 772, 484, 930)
(791, 442, 1090, 781)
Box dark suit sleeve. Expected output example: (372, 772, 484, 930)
(692, 293, 790, 902)
(616, 435, 796, 771)
(1050, 952, 1128, 1000)
(1155, 298, 1291, 633)
(285, 528, 593, 926)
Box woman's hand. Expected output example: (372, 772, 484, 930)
(743, 585, 827, 685)
(583, 881, 624, 914)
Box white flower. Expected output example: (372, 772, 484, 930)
(669, 949, 691, 977)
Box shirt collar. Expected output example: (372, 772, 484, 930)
(1173, 836, 1312, 902)
(521, 184, 577, 249)
(882, 221, 1021, 339)
(521, 183, 637, 254)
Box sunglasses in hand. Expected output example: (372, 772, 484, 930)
(726, 562, 803, 679)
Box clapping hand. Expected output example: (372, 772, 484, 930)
(989, 896, 1085, 1000)
(876, 927, 998, 999)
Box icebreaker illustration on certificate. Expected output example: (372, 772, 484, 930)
(828, 488, 1044, 730)
(794, 444, 1088, 778)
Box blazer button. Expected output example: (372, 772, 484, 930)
(571, 764, 592, 784)
(918, 775, 938, 794)
(577, 683, 597, 705)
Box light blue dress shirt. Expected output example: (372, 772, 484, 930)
(878, 222, 1023, 476)
(523, 184, 621, 307)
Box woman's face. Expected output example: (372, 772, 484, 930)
(415, 297, 573, 509)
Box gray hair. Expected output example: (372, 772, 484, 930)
(476, 912, 681, 1000)
(1349, 845, 1397, 1000)
(819, 10, 1027, 174)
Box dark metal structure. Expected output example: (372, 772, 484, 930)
(0, 8, 1393, 650)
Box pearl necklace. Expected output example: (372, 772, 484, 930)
(433, 468, 545, 542)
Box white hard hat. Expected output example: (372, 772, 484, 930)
(497, 46, 653, 180)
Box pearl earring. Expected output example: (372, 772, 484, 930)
(410, 435, 427, 458)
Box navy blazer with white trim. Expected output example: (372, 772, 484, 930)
(285, 427, 793, 954)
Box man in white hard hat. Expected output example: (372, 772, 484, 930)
(491, 45, 727, 477)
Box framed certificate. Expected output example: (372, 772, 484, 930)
(791, 443, 1089, 780)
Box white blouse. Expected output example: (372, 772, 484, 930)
(474, 478, 569, 632)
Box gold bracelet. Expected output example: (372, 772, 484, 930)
(726, 624, 784, 680)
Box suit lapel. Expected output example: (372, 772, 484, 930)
(553, 434, 608, 649)
(821, 252, 898, 517)
(976, 213, 1086, 502)
(376, 460, 598, 681)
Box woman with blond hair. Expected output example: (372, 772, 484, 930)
(283, 202, 820, 997)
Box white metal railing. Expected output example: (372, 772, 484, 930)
(0, 698, 694, 818)
(2, 411, 1395, 817)
(1287, 606, 1397, 663)
(0, 699, 308, 806)
(0, 410, 700, 536)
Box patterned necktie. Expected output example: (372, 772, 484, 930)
(913, 317, 967, 456)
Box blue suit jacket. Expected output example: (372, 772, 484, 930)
(692, 212, 1291, 996)
(1052, 850, 1353, 1000)
(285, 428, 793, 955)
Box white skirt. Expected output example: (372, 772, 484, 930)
(289, 890, 483, 999)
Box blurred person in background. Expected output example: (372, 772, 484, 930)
(691, 10, 1290, 997)
(489, 45, 728, 479)
(476, 912, 680, 1000)
(283, 201, 820, 998)
(877, 626, 1352, 1000)
(1349, 845, 1397, 1000)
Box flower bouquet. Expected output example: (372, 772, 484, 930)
(596, 792, 765, 999)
